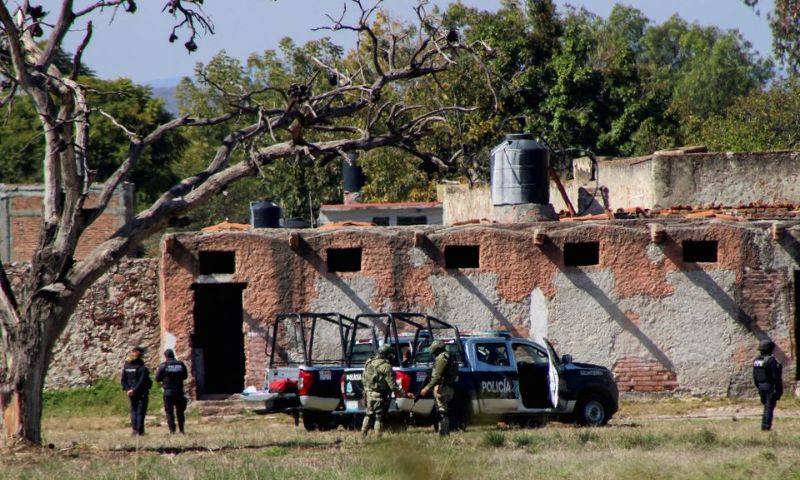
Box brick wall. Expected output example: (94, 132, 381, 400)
(613, 357, 679, 393)
(0, 183, 134, 263)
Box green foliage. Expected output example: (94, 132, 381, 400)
(483, 430, 506, 447)
(43, 378, 163, 418)
(694, 79, 800, 151)
(0, 77, 185, 208)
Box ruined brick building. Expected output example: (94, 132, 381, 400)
(4, 146, 799, 399)
(159, 144, 800, 399)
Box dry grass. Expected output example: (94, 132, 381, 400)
(2, 399, 800, 479)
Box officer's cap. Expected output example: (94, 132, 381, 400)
(133, 346, 145, 354)
(378, 344, 394, 356)
(427, 340, 445, 353)
(164, 348, 176, 359)
(758, 339, 775, 354)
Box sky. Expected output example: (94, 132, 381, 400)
(53, 0, 776, 85)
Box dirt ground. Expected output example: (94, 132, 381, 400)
(3, 398, 800, 480)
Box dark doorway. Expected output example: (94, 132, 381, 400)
(192, 284, 246, 396)
(795, 271, 800, 380)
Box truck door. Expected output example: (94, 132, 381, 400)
(511, 342, 552, 409)
(472, 341, 518, 414)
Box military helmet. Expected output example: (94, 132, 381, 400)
(758, 339, 776, 354)
(427, 340, 445, 354)
(378, 344, 394, 357)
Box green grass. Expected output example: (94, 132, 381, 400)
(11, 395, 800, 479)
(44, 378, 164, 417)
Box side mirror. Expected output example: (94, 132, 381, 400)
(561, 354, 573, 365)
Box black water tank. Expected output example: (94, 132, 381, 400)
(250, 200, 281, 228)
(342, 153, 365, 193)
(282, 217, 311, 229)
(490, 133, 550, 205)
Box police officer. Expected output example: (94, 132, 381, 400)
(420, 340, 459, 436)
(361, 344, 412, 438)
(753, 339, 783, 431)
(155, 348, 189, 434)
(121, 346, 152, 436)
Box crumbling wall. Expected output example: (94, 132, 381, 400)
(5, 258, 160, 388)
(161, 220, 798, 398)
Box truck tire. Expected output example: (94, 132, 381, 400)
(302, 411, 319, 431)
(302, 411, 335, 431)
(574, 394, 610, 426)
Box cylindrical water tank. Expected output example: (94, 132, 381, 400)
(490, 133, 550, 206)
(342, 153, 365, 193)
(250, 200, 281, 228)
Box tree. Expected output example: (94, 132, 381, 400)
(744, 0, 800, 74)
(0, 0, 489, 446)
(694, 79, 800, 151)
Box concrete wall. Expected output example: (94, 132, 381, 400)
(652, 151, 800, 208)
(0, 183, 134, 262)
(6, 259, 161, 389)
(438, 184, 493, 225)
(318, 204, 443, 226)
(160, 220, 799, 398)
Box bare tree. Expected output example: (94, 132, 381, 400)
(0, 0, 488, 446)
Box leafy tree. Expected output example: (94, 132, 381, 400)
(744, 0, 800, 74)
(0, 0, 487, 446)
(694, 79, 800, 151)
(0, 77, 185, 207)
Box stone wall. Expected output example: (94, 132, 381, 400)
(5, 258, 160, 389)
(160, 220, 799, 398)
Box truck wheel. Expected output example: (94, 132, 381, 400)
(302, 411, 318, 431)
(575, 394, 609, 426)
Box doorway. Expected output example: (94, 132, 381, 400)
(795, 271, 800, 380)
(192, 283, 246, 396)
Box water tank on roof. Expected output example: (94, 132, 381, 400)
(490, 133, 550, 206)
(342, 153, 365, 193)
(250, 200, 281, 228)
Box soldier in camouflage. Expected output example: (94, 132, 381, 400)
(361, 344, 412, 438)
(420, 340, 459, 436)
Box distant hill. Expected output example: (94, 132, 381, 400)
(146, 77, 186, 115)
(151, 85, 178, 115)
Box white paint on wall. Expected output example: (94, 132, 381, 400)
(529, 288, 549, 340)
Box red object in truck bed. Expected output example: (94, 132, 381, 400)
(268, 378, 298, 393)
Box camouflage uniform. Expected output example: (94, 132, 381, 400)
(361, 345, 404, 437)
(424, 341, 459, 436)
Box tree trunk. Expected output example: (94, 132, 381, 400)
(1, 298, 63, 447)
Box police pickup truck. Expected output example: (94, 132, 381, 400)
(342, 331, 619, 427)
(240, 312, 375, 430)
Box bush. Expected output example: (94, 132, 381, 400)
(484, 431, 506, 448)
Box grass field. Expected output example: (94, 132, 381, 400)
(3, 385, 800, 479)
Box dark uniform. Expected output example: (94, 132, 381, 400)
(753, 339, 783, 431)
(121, 347, 152, 435)
(421, 340, 459, 436)
(361, 344, 407, 438)
(155, 349, 188, 434)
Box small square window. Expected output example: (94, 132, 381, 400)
(444, 245, 480, 269)
(564, 242, 599, 266)
(682, 240, 718, 263)
(327, 248, 362, 272)
(397, 216, 427, 226)
(199, 251, 235, 274)
(371, 217, 390, 226)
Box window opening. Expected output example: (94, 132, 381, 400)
(564, 242, 599, 266)
(444, 245, 480, 269)
(199, 251, 235, 275)
(397, 216, 427, 226)
(474, 343, 510, 367)
(371, 216, 390, 226)
(682, 240, 718, 263)
(512, 343, 548, 366)
(327, 247, 362, 272)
